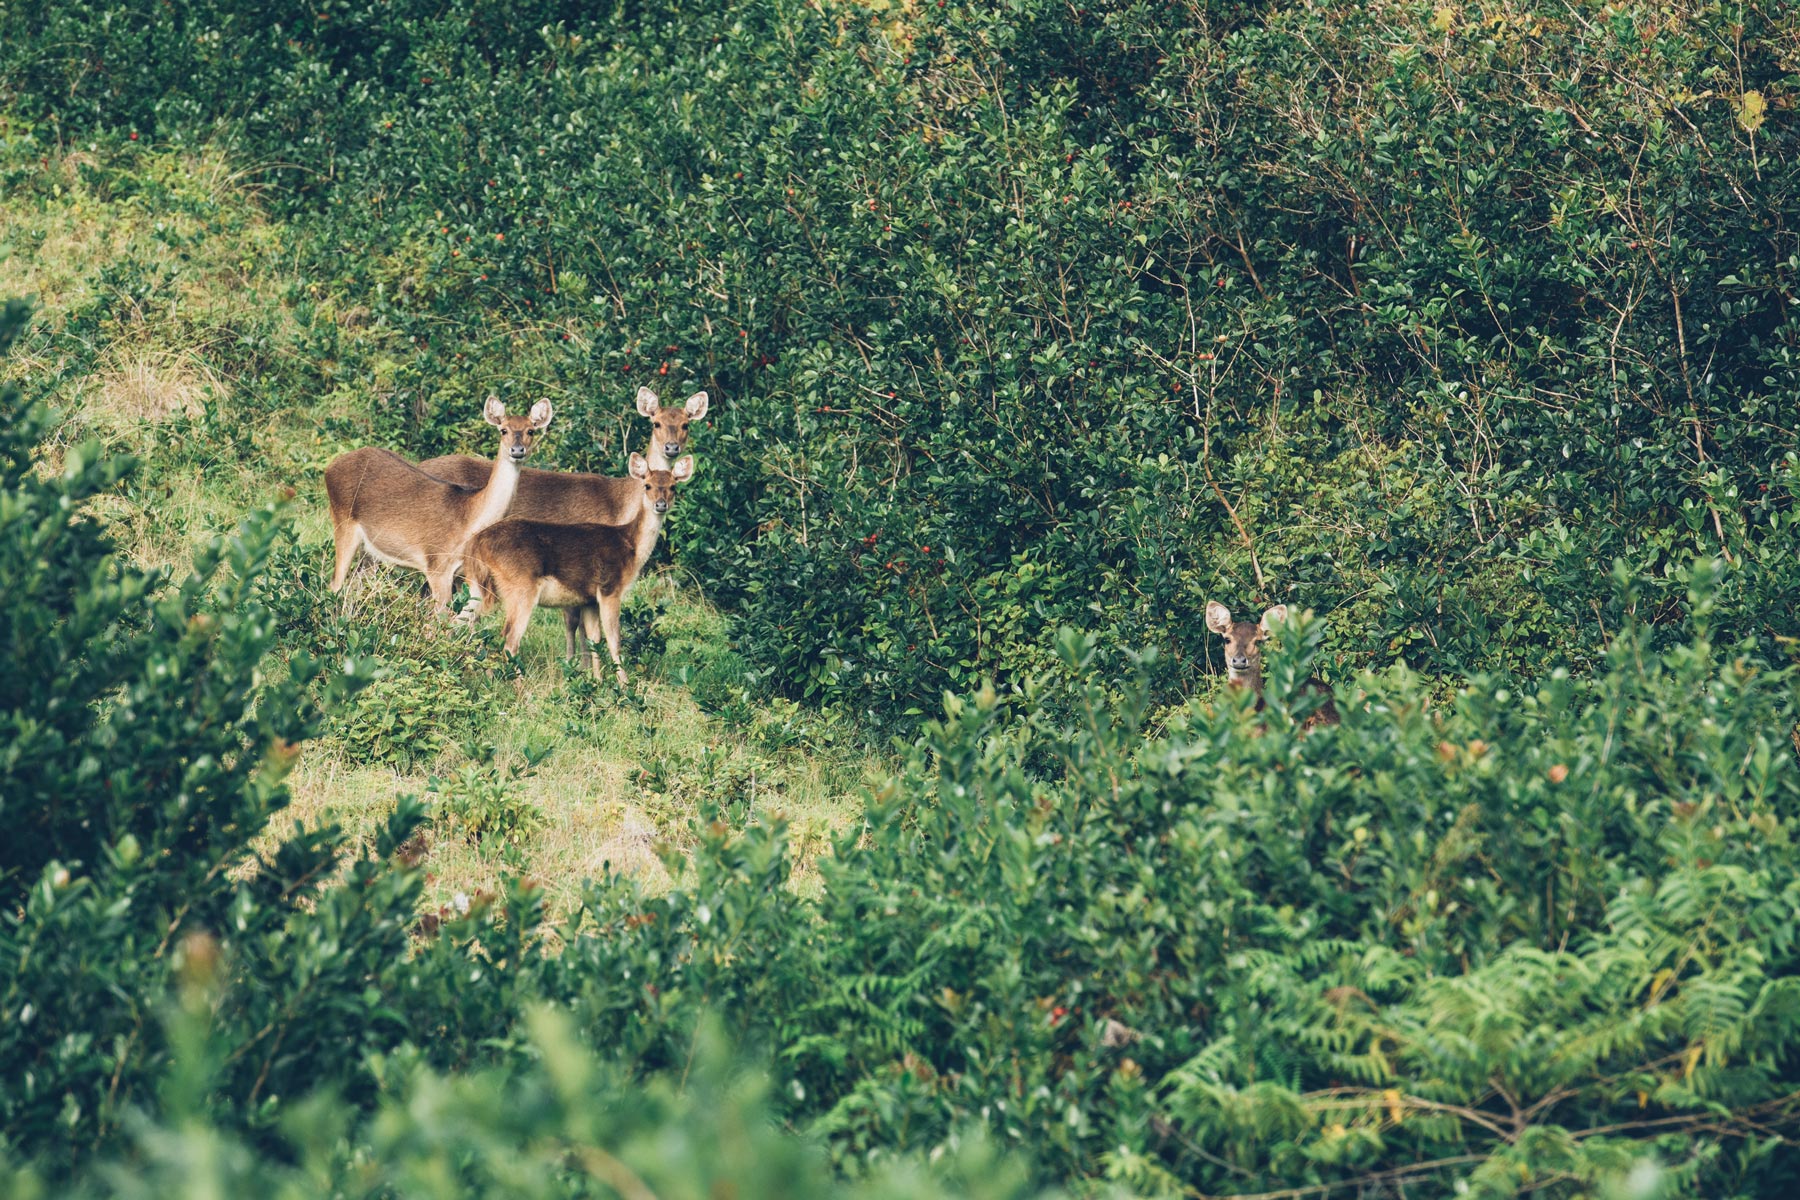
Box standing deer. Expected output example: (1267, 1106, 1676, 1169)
(324, 396, 553, 611)
(420, 386, 708, 658)
(1204, 601, 1340, 728)
(462, 453, 696, 683)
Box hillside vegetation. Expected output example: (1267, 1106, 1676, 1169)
(3, 1, 1800, 1197)
(0, 134, 876, 913)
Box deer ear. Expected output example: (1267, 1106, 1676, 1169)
(528, 398, 554, 428)
(483, 395, 506, 426)
(1259, 605, 1289, 635)
(636, 386, 660, 417)
(671, 455, 695, 482)
(683, 391, 710, 419)
(1205, 601, 1233, 636)
(628, 453, 649, 480)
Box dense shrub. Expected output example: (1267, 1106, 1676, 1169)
(0, 302, 541, 1174)
(525, 599, 1800, 1195)
(9, 0, 1795, 722)
(6, 0, 1800, 1194)
(6, 289, 1800, 1193)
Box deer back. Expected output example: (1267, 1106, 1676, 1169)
(416, 455, 643, 525)
(325, 448, 489, 555)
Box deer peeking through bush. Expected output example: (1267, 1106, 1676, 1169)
(1205, 601, 1339, 729)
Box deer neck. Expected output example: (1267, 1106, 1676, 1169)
(629, 502, 667, 576)
(1227, 664, 1264, 696)
(468, 445, 523, 534)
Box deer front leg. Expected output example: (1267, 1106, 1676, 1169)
(425, 556, 459, 614)
(455, 576, 486, 625)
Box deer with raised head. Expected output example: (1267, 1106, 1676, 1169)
(324, 395, 553, 610)
(1204, 601, 1340, 728)
(461, 453, 695, 683)
(420, 386, 708, 657)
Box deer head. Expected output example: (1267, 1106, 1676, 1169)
(1205, 601, 1288, 690)
(635, 386, 709, 463)
(628, 451, 696, 514)
(484, 395, 554, 462)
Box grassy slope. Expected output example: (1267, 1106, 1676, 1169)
(0, 135, 877, 913)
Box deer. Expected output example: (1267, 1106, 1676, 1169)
(1204, 601, 1340, 729)
(419, 386, 708, 660)
(324, 395, 553, 611)
(461, 453, 696, 684)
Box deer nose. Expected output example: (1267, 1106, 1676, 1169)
(663, 441, 681, 455)
(1228, 656, 1249, 670)
(653, 499, 669, 513)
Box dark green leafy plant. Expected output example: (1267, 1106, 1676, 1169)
(429, 741, 551, 849)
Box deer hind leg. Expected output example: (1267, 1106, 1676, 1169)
(563, 608, 585, 661)
(598, 592, 626, 686)
(499, 587, 536, 668)
(329, 521, 361, 593)
(579, 605, 604, 680)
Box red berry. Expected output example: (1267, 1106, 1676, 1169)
(129, 132, 139, 141)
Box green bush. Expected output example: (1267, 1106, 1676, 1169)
(336, 657, 484, 769)
(532, 590, 1800, 1195)
(390, 1, 1797, 718)
(10, 0, 1792, 721)
(5, 0, 1800, 1193)
(7, 293, 1800, 1192)
(0, 302, 542, 1177)
(429, 742, 550, 850)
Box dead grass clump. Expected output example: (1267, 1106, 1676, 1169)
(94, 347, 227, 424)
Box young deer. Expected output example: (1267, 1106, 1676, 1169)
(420, 386, 708, 657)
(462, 453, 695, 683)
(324, 396, 553, 611)
(1204, 601, 1340, 728)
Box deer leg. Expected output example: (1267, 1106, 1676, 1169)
(425, 557, 459, 615)
(599, 593, 626, 686)
(455, 575, 485, 625)
(563, 608, 584, 661)
(500, 589, 536, 664)
(456, 560, 491, 625)
(329, 522, 361, 593)
(579, 605, 604, 680)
